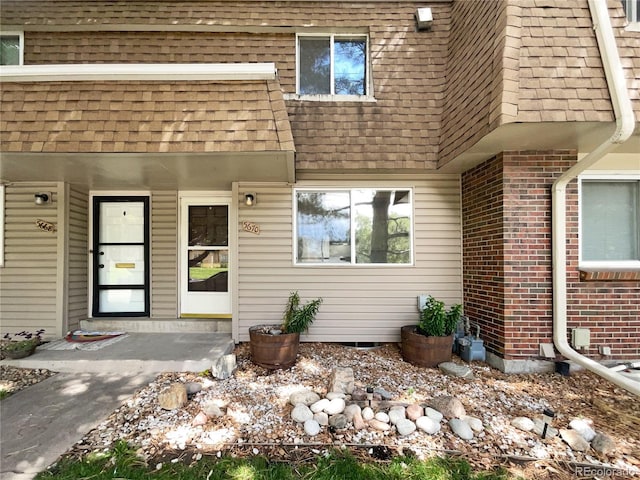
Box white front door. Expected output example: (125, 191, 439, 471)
(179, 194, 232, 317)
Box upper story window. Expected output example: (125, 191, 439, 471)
(295, 188, 412, 265)
(621, 0, 639, 23)
(296, 34, 369, 99)
(581, 178, 640, 267)
(0, 32, 23, 65)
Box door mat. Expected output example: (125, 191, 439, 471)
(39, 333, 129, 351)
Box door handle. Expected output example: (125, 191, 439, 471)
(99, 251, 104, 256)
(98, 264, 105, 268)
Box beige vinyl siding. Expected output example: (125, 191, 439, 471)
(0, 183, 59, 338)
(236, 177, 462, 342)
(66, 185, 88, 332)
(150, 191, 178, 317)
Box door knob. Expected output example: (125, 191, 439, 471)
(98, 264, 105, 268)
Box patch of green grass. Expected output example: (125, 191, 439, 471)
(36, 442, 514, 480)
(0, 389, 10, 400)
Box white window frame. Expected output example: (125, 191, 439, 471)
(622, 0, 640, 30)
(294, 33, 373, 101)
(293, 187, 414, 267)
(1, 31, 24, 66)
(0, 185, 4, 267)
(578, 173, 640, 271)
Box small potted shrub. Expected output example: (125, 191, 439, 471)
(2, 329, 45, 359)
(249, 291, 322, 369)
(401, 296, 462, 367)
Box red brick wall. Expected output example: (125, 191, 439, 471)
(462, 151, 640, 361)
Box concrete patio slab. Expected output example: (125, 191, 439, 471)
(0, 332, 235, 374)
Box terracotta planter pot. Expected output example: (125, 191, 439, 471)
(249, 325, 300, 370)
(401, 325, 453, 367)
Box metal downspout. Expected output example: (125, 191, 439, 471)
(552, 0, 638, 396)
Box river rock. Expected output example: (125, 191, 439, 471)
(463, 415, 483, 432)
(406, 404, 423, 421)
(325, 398, 346, 415)
(329, 414, 348, 429)
(429, 396, 466, 419)
(191, 411, 208, 426)
(158, 383, 188, 410)
(291, 404, 313, 423)
(202, 402, 224, 418)
(416, 416, 441, 434)
(314, 412, 329, 426)
(449, 418, 474, 440)
(511, 417, 535, 432)
(310, 399, 330, 414)
(375, 412, 390, 423)
(374, 387, 394, 400)
(388, 407, 406, 425)
(560, 429, 590, 451)
(569, 418, 596, 442)
(396, 418, 417, 436)
(352, 409, 367, 430)
(424, 407, 444, 423)
(351, 388, 367, 401)
(591, 432, 616, 455)
(362, 407, 375, 421)
(304, 419, 321, 436)
(533, 417, 558, 438)
(439, 362, 474, 379)
(326, 392, 346, 400)
(369, 419, 391, 431)
(329, 367, 354, 394)
(290, 390, 320, 406)
(185, 382, 202, 395)
(343, 404, 361, 421)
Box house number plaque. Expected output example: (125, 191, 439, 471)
(242, 221, 260, 235)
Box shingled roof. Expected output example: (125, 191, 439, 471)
(0, 79, 294, 154)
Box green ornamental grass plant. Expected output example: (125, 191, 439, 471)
(280, 291, 322, 334)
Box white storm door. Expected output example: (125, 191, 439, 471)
(180, 195, 232, 317)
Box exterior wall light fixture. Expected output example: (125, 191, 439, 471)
(34, 192, 51, 205)
(244, 192, 257, 207)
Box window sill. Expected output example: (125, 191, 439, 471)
(579, 268, 640, 282)
(284, 93, 377, 103)
(624, 22, 640, 32)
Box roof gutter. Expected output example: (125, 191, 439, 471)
(552, 0, 638, 396)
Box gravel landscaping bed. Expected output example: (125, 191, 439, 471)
(61, 342, 639, 479)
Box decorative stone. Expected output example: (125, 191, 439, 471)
(388, 407, 406, 425)
(560, 429, 590, 451)
(438, 362, 474, 379)
(369, 419, 391, 431)
(569, 418, 596, 442)
(352, 409, 367, 430)
(324, 398, 346, 415)
(406, 404, 424, 421)
(269, 329, 282, 335)
(462, 415, 483, 432)
(591, 432, 616, 455)
(158, 383, 188, 410)
(373, 387, 394, 400)
(329, 414, 348, 429)
(185, 382, 202, 395)
(289, 390, 320, 406)
(212, 354, 237, 380)
(202, 402, 224, 418)
(326, 392, 346, 400)
(429, 396, 466, 419)
(511, 417, 535, 432)
(416, 416, 441, 434)
(291, 404, 313, 423)
(343, 404, 361, 422)
(375, 412, 390, 423)
(396, 418, 417, 436)
(314, 412, 329, 426)
(351, 388, 367, 401)
(424, 407, 444, 423)
(304, 419, 321, 436)
(310, 399, 330, 414)
(449, 418, 474, 440)
(362, 407, 375, 421)
(192, 411, 208, 426)
(329, 367, 355, 394)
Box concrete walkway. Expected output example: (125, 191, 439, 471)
(1, 333, 234, 479)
